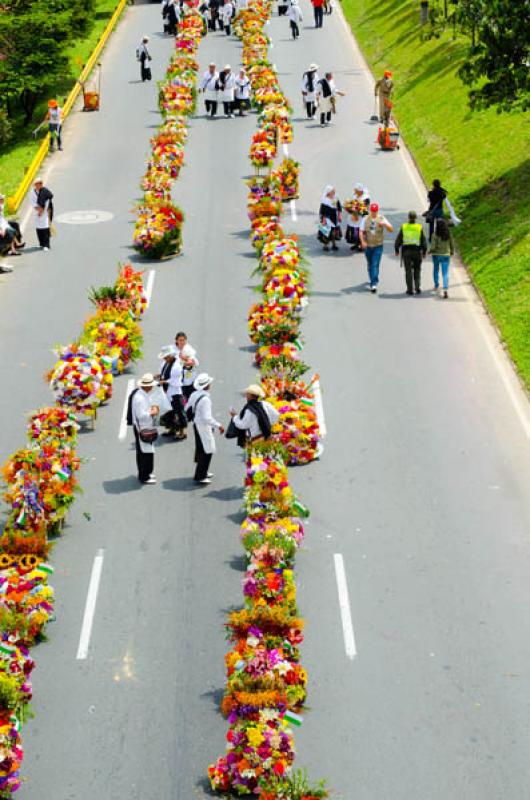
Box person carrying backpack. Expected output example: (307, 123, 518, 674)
(186, 374, 224, 484)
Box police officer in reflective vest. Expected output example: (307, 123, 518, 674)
(394, 210, 427, 295)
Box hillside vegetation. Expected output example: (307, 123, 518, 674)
(342, 0, 530, 389)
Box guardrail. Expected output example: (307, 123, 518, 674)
(7, 0, 129, 214)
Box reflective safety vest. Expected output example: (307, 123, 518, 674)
(402, 223, 422, 246)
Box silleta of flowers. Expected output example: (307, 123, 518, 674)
(133, 2, 204, 259)
(208, 0, 329, 796)
(0, 262, 148, 795)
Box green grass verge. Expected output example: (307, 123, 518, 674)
(0, 0, 121, 200)
(342, 0, 530, 389)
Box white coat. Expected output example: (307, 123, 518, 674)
(219, 71, 235, 103)
(132, 388, 157, 454)
(200, 70, 219, 103)
(188, 389, 221, 454)
(234, 75, 251, 100)
(31, 190, 50, 230)
(301, 71, 319, 103)
(289, 4, 302, 22)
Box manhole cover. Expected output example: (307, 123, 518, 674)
(56, 210, 114, 225)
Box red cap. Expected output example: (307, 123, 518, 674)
(370, 202, 379, 212)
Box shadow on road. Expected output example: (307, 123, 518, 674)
(162, 476, 198, 491)
(102, 476, 142, 494)
(204, 486, 242, 502)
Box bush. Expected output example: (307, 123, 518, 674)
(0, 109, 12, 147)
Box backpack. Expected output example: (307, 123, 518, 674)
(186, 394, 205, 423)
(126, 387, 139, 425)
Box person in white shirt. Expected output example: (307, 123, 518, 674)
(301, 64, 319, 119)
(132, 373, 160, 484)
(220, 0, 234, 34)
(288, 0, 302, 39)
(200, 63, 219, 118)
(229, 384, 280, 443)
(31, 178, 53, 251)
(46, 99, 63, 152)
(218, 64, 236, 118)
(317, 71, 344, 126)
(155, 345, 188, 440)
(175, 331, 199, 399)
(234, 69, 251, 116)
(187, 374, 224, 484)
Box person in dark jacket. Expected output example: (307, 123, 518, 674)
(318, 185, 342, 252)
(138, 37, 152, 82)
(394, 210, 428, 295)
(425, 179, 446, 240)
(229, 384, 280, 447)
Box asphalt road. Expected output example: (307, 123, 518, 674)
(0, 1, 529, 799)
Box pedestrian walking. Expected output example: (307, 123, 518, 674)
(311, 0, 324, 27)
(200, 62, 219, 117)
(316, 72, 344, 126)
(218, 65, 235, 117)
(137, 36, 152, 82)
(31, 178, 53, 251)
(359, 202, 393, 293)
(234, 69, 251, 115)
(132, 373, 159, 485)
(288, 0, 302, 39)
(424, 179, 447, 240)
(394, 210, 428, 295)
(228, 384, 280, 446)
(167, 0, 181, 35)
(175, 331, 199, 399)
(430, 217, 455, 298)
(318, 185, 342, 252)
(374, 70, 393, 124)
(46, 100, 63, 152)
(155, 345, 188, 440)
(187, 374, 224, 485)
(301, 64, 319, 119)
(345, 182, 369, 251)
(220, 0, 234, 34)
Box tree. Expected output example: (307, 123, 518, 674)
(458, 0, 530, 112)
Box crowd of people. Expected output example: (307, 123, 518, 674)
(318, 179, 455, 296)
(130, 331, 279, 486)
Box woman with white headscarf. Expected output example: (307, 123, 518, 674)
(301, 64, 319, 119)
(317, 185, 342, 252)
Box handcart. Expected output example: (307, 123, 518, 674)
(79, 63, 102, 111)
(376, 118, 400, 151)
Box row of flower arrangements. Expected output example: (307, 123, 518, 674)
(0, 264, 149, 797)
(208, 2, 330, 798)
(133, 2, 206, 260)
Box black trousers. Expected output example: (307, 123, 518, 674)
(403, 252, 422, 292)
(236, 97, 250, 114)
(193, 425, 212, 481)
(141, 61, 152, 81)
(223, 101, 233, 115)
(206, 99, 218, 116)
(36, 228, 51, 248)
(170, 394, 187, 430)
(49, 124, 62, 150)
(320, 110, 332, 124)
(225, 22, 231, 34)
(134, 428, 154, 482)
(290, 19, 299, 37)
(306, 101, 316, 118)
(182, 384, 194, 400)
(314, 6, 323, 26)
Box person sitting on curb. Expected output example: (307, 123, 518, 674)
(394, 210, 428, 295)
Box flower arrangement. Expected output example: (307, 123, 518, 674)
(47, 345, 113, 414)
(248, 301, 300, 346)
(115, 264, 148, 319)
(81, 309, 143, 373)
(250, 130, 277, 170)
(27, 407, 78, 447)
(272, 159, 299, 201)
(269, 399, 320, 465)
(260, 237, 300, 273)
(251, 218, 285, 251)
(133, 201, 184, 259)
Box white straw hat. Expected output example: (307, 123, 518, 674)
(244, 383, 265, 399)
(138, 373, 156, 388)
(194, 373, 214, 390)
(308, 63, 318, 71)
(157, 344, 178, 360)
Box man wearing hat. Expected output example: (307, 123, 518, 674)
(301, 65, 319, 119)
(155, 345, 187, 440)
(132, 374, 160, 484)
(228, 384, 280, 445)
(187, 374, 224, 484)
(200, 63, 219, 118)
(375, 70, 394, 124)
(359, 202, 394, 293)
(394, 211, 428, 295)
(218, 64, 236, 118)
(46, 99, 63, 152)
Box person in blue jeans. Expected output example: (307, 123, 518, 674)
(360, 202, 393, 293)
(430, 217, 455, 298)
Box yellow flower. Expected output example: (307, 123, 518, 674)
(247, 727, 264, 748)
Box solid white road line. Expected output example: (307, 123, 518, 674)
(282, 143, 290, 157)
(289, 199, 298, 221)
(118, 378, 135, 440)
(334, 554, 357, 660)
(313, 379, 327, 437)
(76, 548, 105, 660)
(144, 268, 155, 308)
